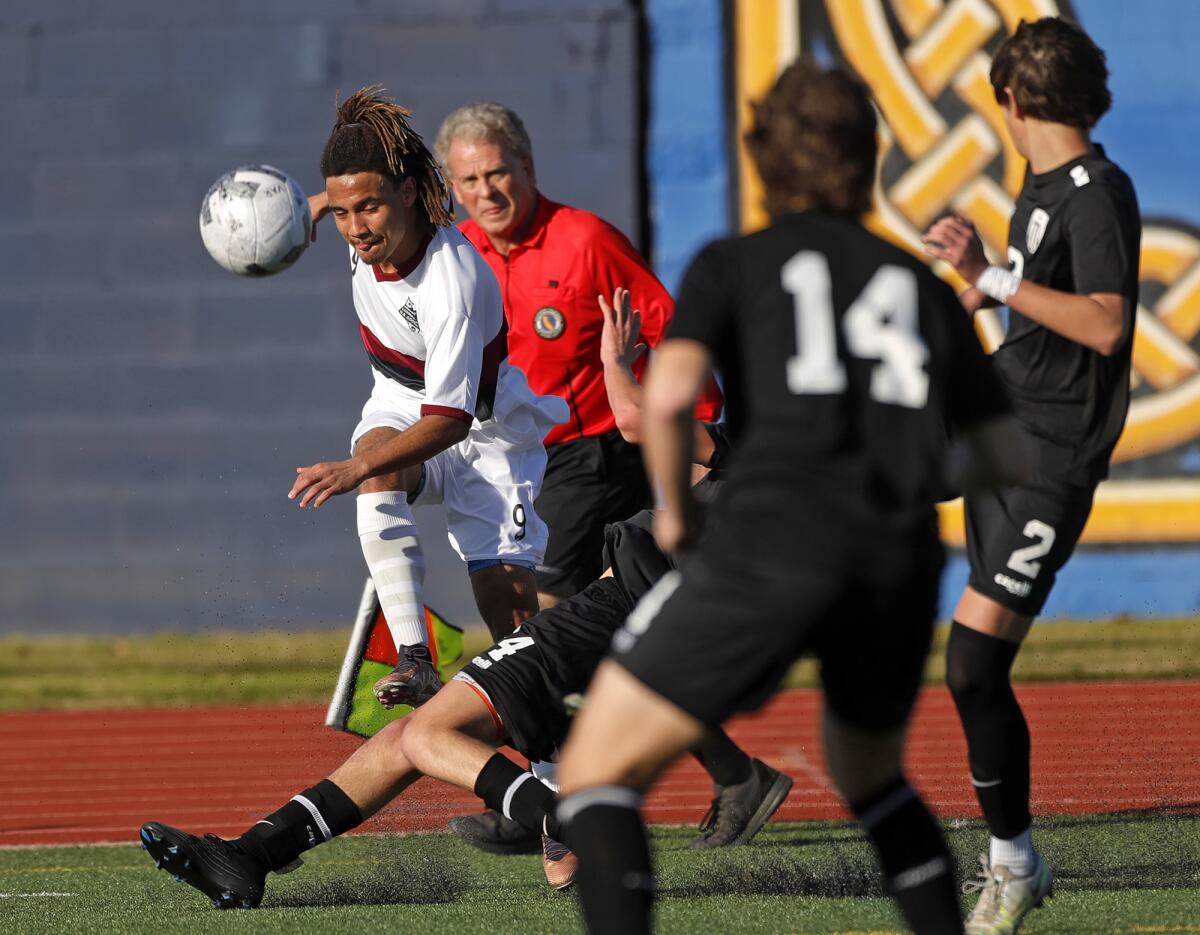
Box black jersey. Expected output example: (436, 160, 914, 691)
(668, 210, 1010, 531)
(995, 145, 1140, 487)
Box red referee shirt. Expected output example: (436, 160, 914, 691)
(460, 195, 723, 447)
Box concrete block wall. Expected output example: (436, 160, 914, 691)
(0, 0, 640, 634)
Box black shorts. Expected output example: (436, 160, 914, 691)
(964, 482, 1095, 616)
(614, 508, 945, 732)
(456, 578, 633, 762)
(535, 431, 652, 597)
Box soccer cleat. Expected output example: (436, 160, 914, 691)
(447, 809, 542, 855)
(963, 853, 1054, 934)
(690, 758, 794, 849)
(139, 821, 266, 910)
(373, 644, 442, 709)
(541, 833, 578, 891)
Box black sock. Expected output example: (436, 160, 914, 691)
(850, 775, 962, 935)
(690, 728, 753, 787)
(474, 753, 559, 839)
(559, 788, 653, 935)
(234, 779, 363, 871)
(946, 621, 1031, 838)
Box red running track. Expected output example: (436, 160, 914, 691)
(2, 681, 1197, 847)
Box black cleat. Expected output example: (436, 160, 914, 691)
(690, 758, 794, 849)
(140, 821, 266, 909)
(447, 809, 542, 855)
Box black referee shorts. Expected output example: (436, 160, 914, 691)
(613, 509, 945, 733)
(964, 481, 1095, 616)
(535, 430, 652, 598)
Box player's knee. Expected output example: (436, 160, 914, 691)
(359, 464, 422, 495)
(396, 716, 440, 774)
(945, 621, 1019, 710)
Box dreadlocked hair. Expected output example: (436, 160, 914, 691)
(320, 86, 454, 229)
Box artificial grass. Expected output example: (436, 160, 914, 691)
(1, 812, 1197, 934)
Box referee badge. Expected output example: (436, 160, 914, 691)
(1026, 208, 1049, 254)
(533, 306, 566, 340)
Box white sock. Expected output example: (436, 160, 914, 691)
(990, 828, 1036, 877)
(357, 492, 427, 650)
(531, 760, 559, 793)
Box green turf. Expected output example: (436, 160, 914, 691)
(1, 813, 1196, 933)
(2, 618, 1197, 712)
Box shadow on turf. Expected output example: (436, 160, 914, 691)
(265, 840, 469, 909)
(657, 806, 1200, 900)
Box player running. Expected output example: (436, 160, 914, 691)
(922, 18, 1139, 933)
(294, 87, 568, 708)
(138, 398, 790, 906)
(555, 60, 1031, 935)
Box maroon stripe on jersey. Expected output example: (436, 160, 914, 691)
(421, 404, 472, 425)
(372, 231, 434, 282)
(359, 323, 426, 390)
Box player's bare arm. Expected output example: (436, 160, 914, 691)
(599, 287, 716, 466)
(641, 338, 710, 553)
(306, 191, 330, 242)
(924, 214, 1125, 354)
(290, 413, 469, 508)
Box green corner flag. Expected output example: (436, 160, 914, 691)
(325, 578, 464, 738)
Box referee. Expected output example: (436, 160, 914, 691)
(435, 102, 723, 611)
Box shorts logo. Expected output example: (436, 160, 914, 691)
(533, 307, 565, 340)
(993, 572, 1032, 598)
(398, 298, 420, 333)
(1026, 209, 1049, 254)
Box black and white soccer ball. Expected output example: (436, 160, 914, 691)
(199, 165, 311, 276)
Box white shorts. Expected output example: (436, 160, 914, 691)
(351, 367, 568, 567)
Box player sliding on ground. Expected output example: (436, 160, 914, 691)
(138, 456, 789, 906)
(293, 86, 567, 708)
(139, 291, 791, 908)
(921, 18, 1139, 934)
(555, 60, 1032, 935)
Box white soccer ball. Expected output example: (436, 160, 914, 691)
(199, 165, 311, 276)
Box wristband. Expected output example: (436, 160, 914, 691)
(975, 265, 1021, 303)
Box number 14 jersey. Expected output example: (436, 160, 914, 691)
(668, 210, 1010, 528)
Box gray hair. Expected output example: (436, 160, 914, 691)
(434, 102, 534, 175)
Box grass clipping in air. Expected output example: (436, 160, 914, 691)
(0, 618, 1197, 711)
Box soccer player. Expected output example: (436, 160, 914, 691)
(138, 421, 787, 906)
(296, 87, 568, 708)
(555, 60, 1031, 935)
(432, 100, 725, 853)
(921, 18, 1139, 932)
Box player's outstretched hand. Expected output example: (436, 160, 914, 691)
(921, 214, 988, 283)
(289, 458, 366, 508)
(307, 191, 331, 243)
(599, 286, 646, 369)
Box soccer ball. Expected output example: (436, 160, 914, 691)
(199, 165, 311, 276)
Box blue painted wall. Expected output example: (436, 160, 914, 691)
(645, 0, 1200, 619)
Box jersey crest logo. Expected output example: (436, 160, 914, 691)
(1026, 208, 1049, 255)
(533, 306, 566, 340)
(1070, 165, 1091, 188)
(398, 298, 420, 333)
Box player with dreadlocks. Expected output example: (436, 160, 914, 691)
(293, 87, 568, 707)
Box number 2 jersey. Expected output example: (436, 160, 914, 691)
(350, 225, 568, 442)
(995, 144, 1140, 487)
(667, 209, 1011, 535)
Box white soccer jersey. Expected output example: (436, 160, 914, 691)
(354, 225, 518, 422)
(348, 225, 569, 565)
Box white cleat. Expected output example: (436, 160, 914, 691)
(963, 853, 1054, 934)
